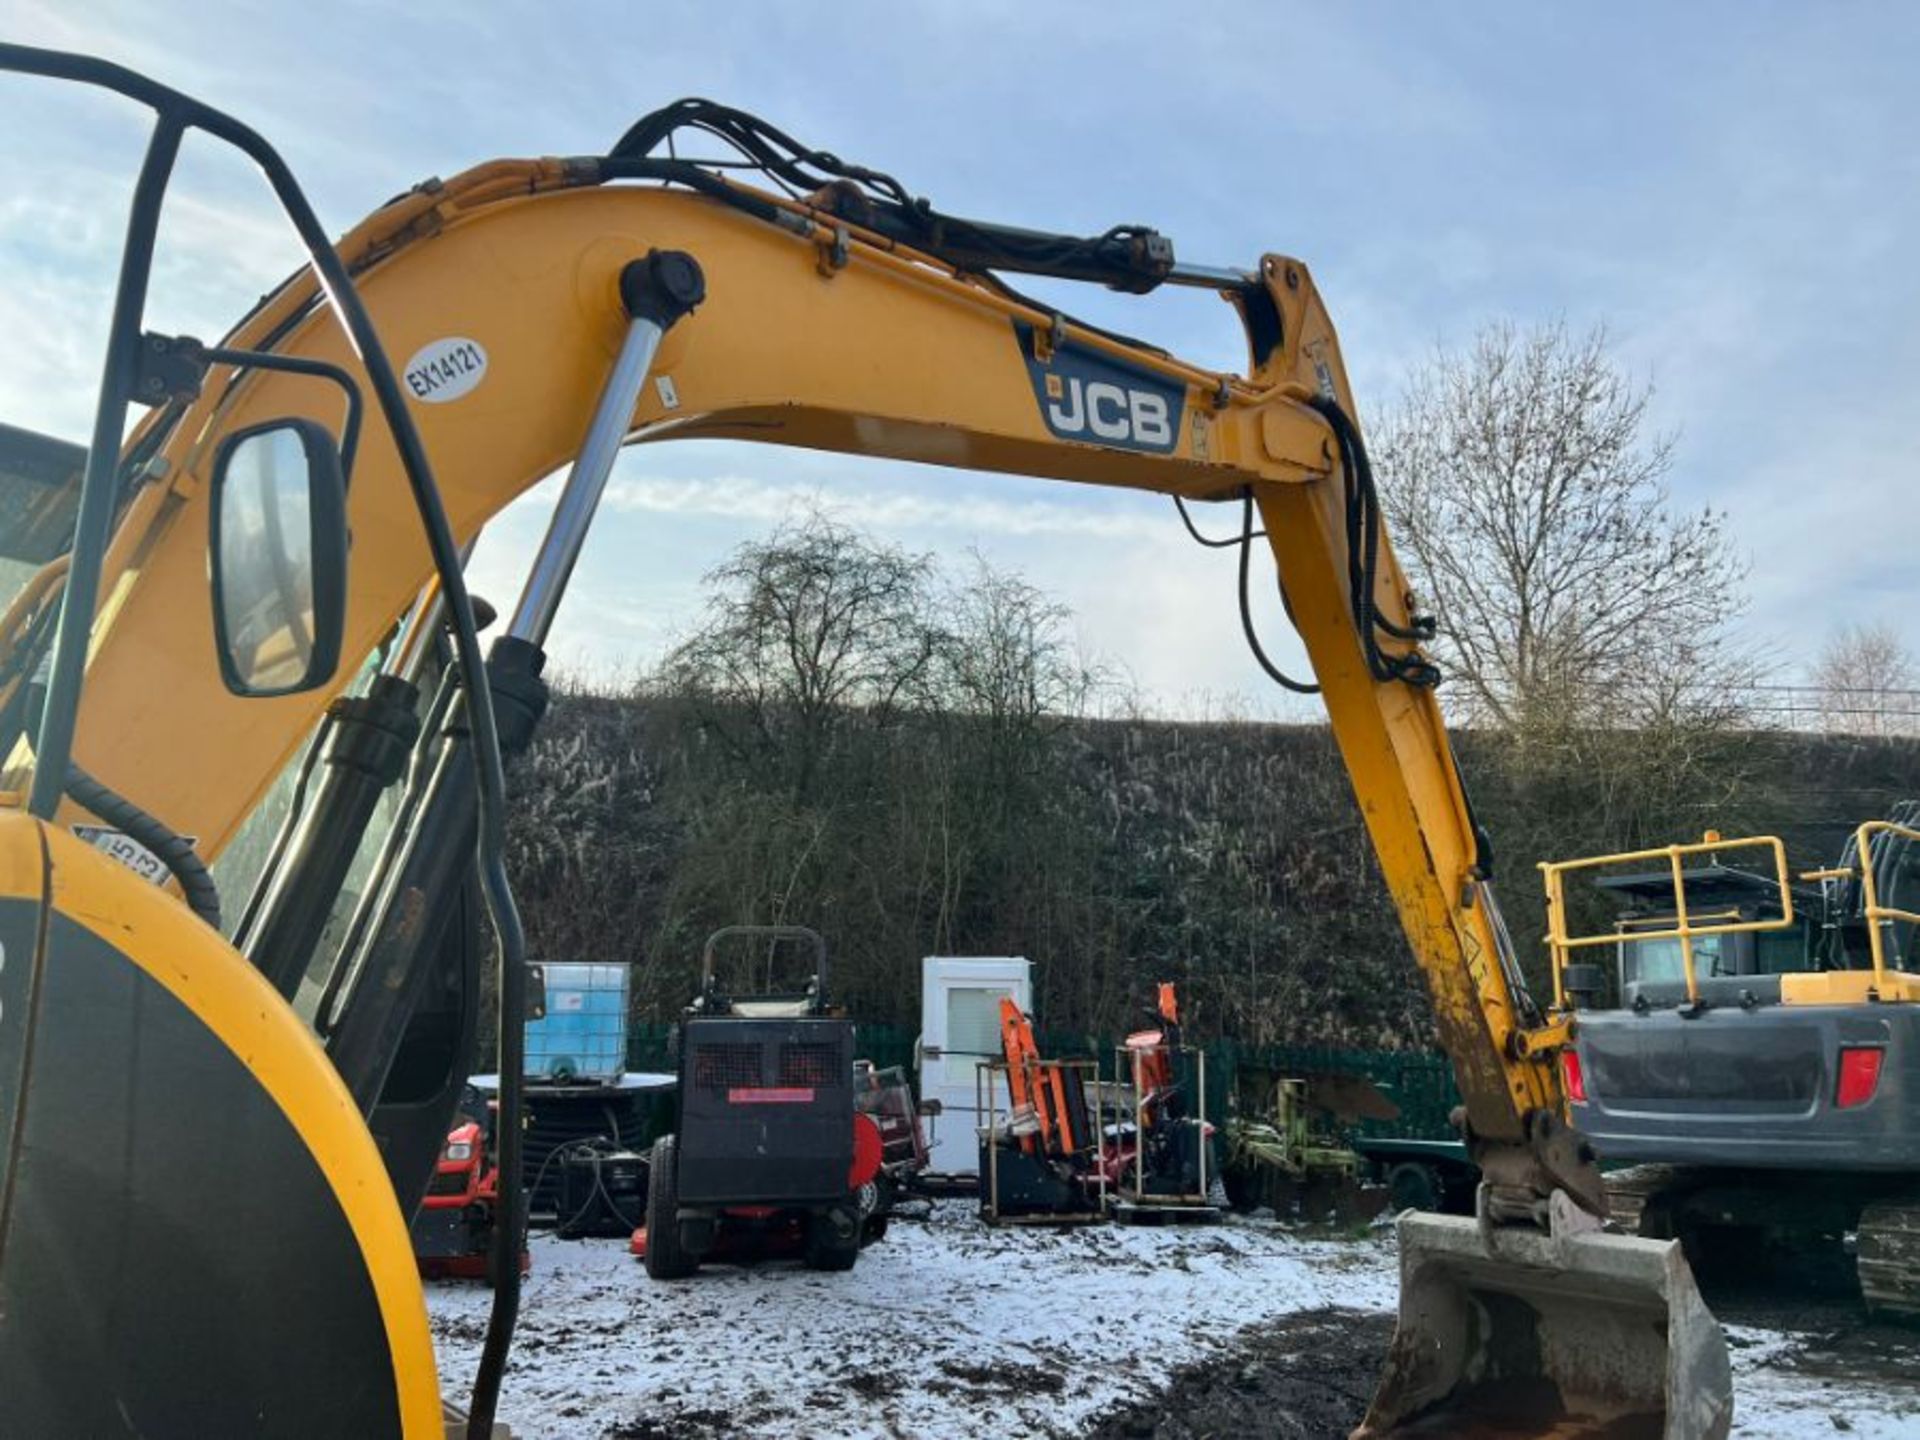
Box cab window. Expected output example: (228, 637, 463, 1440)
(1623, 934, 1723, 985)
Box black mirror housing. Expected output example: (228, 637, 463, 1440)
(208, 416, 348, 697)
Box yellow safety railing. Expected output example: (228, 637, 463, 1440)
(1852, 819, 1920, 992)
(1539, 833, 1794, 1010)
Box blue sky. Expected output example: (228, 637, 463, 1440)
(4, 2, 1916, 713)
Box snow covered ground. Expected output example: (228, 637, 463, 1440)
(429, 1204, 1397, 1438)
(426, 1202, 1920, 1439)
(1723, 1321, 1920, 1439)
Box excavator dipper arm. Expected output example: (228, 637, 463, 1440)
(29, 158, 1566, 1167)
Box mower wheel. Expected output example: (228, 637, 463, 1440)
(803, 1207, 860, 1272)
(644, 1135, 699, 1280)
(857, 1180, 888, 1247)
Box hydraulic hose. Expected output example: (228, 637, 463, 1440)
(65, 757, 221, 929)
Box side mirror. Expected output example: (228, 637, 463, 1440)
(209, 417, 348, 697)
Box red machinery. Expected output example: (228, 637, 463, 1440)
(411, 1113, 529, 1281)
(979, 998, 1102, 1220)
(980, 986, 1218, 1221)
(853, 1061, 932, 1241)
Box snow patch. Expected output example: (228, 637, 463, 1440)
(428, 1203, 1397, 1438)
(427, 1204, 1920, 1438)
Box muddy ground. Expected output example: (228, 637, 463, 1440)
(1083, 1286, 1920, 1440)
(1083, 1308, 1394, 1440)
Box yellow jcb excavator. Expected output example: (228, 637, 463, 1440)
(0, 45, 1731, 1438)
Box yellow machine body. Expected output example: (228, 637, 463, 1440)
(0, 811, 440, 1434)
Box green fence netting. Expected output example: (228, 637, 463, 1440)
(626, 1021, 1460, 1142)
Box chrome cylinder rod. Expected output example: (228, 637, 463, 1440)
(1165, 260, 1258, 289)
(506, 314, 663, 645)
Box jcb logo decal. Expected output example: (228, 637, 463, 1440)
(1041, 373, 1175, 448)
(1016, 322, 1185, 455)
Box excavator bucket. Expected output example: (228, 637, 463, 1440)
(1355, 1210, 1732, 1440)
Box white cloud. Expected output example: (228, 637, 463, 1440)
(601, 473, 1170, 543)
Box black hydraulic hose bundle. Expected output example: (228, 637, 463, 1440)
(1174, 492, 1263, 549)
(603, 98, 1176, 294)
(325, 642, 548, 1112)
(1176, 396, 1442, 700)
(604, 103, 1436, 701)
(1232, 490, 1319, 696)
(64, 757, 222, 928)
(16, 670, 224, 931)
(1173, 408, 1504, 888)
(1307, 396, 1441, 689)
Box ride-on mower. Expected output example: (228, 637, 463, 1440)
(410, 1099, 529, 1281)
(635, 927, 884, 1277)
(853, 1060, 933, 1241)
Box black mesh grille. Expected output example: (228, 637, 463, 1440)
(781, 1043, 840, 1087)
(427, 1169, 468, 1196)
(694, 1043, 762, 1092)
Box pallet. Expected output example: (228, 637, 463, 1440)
(979, 1207, 1106, 1228)
(1110, 1200, 1222, 1227)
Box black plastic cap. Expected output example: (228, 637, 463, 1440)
(620, 249, 706, 329)
(485, 635, 552, 756)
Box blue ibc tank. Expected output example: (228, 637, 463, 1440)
(525, 963, 630, 1082)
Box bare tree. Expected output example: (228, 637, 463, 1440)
(937, 553, 1102, 739)
(662, 511, 941, 800)
(1375, 321, 1749, 733)
(1812, 622, 1918, 737)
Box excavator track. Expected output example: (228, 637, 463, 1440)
(1611, 1166, 1920, 1319)
(1602, 1163, 1704, 1238)
(1857, 1198, 1920, 1321)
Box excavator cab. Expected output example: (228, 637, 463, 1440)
(0, 46, 516, 1437)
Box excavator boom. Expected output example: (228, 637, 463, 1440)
(0, 50, 1731, 1439)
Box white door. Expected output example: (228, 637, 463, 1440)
(917, 957, 1032, 1176)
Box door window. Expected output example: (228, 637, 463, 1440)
(946, 986, 1006, 1056)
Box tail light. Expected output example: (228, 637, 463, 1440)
(1837, 1047, 1885, 1109)
(1561, 1049, 1588, 1104)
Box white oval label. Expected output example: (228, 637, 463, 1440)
(403, 336, 488, 404)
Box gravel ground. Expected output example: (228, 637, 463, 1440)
(426, 1202, 1920, 1438)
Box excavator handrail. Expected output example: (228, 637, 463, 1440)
(1854, 818, 1920, 990)
(1540, 832, 1795, 1008)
